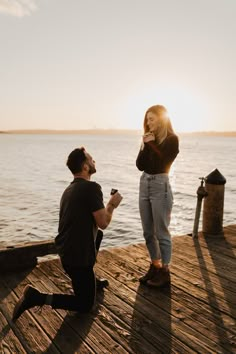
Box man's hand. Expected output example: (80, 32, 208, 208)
(108, 192, 123, 208)
(93, 192, 123, 229)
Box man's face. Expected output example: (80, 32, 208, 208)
(84, 152, 96, 175)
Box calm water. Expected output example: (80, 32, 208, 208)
(0, 133, 235, 248)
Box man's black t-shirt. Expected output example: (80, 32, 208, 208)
(55, 178, 104, 267)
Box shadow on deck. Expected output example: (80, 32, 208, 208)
(0, 225, 235, 353)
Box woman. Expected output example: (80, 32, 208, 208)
(136, 105, 179, 287)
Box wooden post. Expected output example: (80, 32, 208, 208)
(192, 177, 208, 238)
(202, 169, 226, 237)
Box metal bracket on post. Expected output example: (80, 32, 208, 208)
(192, 177, 208, 238)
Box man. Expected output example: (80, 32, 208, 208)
(12, 147, 122, 321)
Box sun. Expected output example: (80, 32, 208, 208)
(120, 85, 209, 133)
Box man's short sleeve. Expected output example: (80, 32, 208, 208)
(88, 182, 105, 212)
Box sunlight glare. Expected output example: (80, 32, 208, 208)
(122, 86, 209, 132)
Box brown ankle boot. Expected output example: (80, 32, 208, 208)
(139, 263, 156, 284)
(146, 267, 170, 287)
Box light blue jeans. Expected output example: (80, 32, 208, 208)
(139, 172, 173, 265)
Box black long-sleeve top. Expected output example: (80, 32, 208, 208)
(136, 134, 179, 174)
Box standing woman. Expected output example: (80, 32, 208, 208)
(136, 105, 179, 287)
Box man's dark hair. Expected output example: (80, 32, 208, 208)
(67, 147, 87, 174)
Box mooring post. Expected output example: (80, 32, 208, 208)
(202, 169, 226, 237)
(192, 177, 208, 238)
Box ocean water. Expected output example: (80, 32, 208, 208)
(0, 133, 235, 249)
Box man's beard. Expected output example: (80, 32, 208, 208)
(88, 164, 96, 175)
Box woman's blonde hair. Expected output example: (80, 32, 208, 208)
(143, 105, 174, 144)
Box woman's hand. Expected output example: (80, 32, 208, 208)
(143, 132, 155, 143)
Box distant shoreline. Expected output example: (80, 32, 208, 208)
(0, 129, 236, 137)
(0, 129, 141, 135)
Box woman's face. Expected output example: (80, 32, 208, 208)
(146, 111, 159, 132)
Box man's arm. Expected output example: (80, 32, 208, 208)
(92, 192, 122, 229)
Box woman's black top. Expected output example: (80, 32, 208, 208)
(136, 134, 179, 174)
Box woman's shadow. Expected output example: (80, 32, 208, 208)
(129, 282, 172, 354)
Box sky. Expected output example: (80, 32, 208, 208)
(0, 0, 235, 133)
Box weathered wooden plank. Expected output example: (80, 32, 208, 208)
(119, 244, 236, 352)
(197, 233, 236, 254)
(96, 253, 221, 353)
(32, 261, 126, 354)
(117, 242, 236, 320)
(38, 259, 148, 354)
(175, 236, 236, 266)
(42, 260, 178, 353)
(42, 259, 192, 354)
(171, 239, 236, 284)
(0, 240, 56, 272)
(0, 278, 60, 353)
(7, 271, 104, 354)
(121, 246, 235, 330)
(96, 246, 235, 353)
(132, 244, 236, 318)
(132, 234, 236, 287)
(171, 247, 236, 294)
(0, 310, 27, 354)
(223, 224, 236, 235)
(0, 225, 235, 353)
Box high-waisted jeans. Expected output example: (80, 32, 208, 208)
(139, 172, 173, 265)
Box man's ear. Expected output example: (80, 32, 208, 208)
(83, 162, 89, 172)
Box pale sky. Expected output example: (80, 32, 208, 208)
(0, 0, 235, 132)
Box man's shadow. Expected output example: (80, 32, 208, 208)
(44, 230, 106, 353)
(0, 266, 35, 340)
(43, 290, 105, 354)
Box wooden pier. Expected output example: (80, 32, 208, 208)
(0, 225, 235, 353)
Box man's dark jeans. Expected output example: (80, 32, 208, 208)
(51, 230, 103, 313)
(51, 265, 96, 313)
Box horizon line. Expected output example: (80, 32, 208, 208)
(0, 128, 236, 136)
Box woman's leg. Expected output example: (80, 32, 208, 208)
(146, 177, 173, 287)
(139, 173, 163, 284)
(139, 174, 161, 261)
(150, 178, 173, 266)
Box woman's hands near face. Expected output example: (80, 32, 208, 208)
(143, 132, 155, 143)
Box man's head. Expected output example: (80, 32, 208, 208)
(67, 147, 96, 176)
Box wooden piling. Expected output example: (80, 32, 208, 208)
(203, 169, 226, 236)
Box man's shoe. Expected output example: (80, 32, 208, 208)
(146, 268, 170, 287)
(12, 285, 44, 321)
(139, 263, 156, 284)
(96, 278, 109, 291)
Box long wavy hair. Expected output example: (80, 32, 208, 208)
(143, 105, 174, 144)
